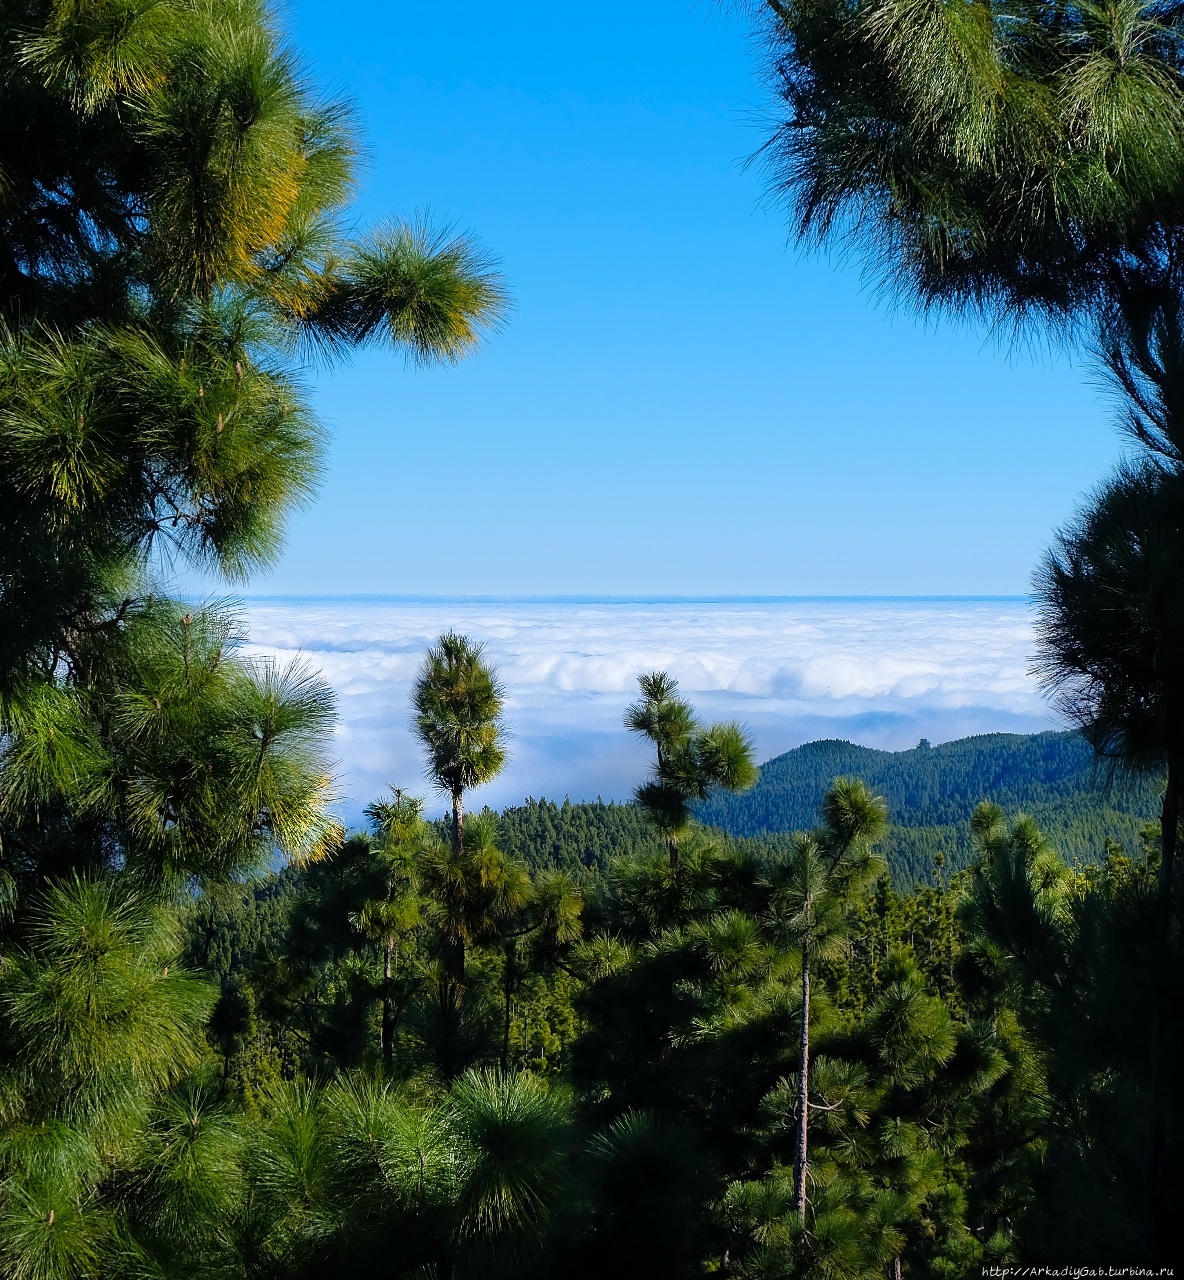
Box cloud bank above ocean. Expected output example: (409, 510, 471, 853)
(241, 597, 1058, 822)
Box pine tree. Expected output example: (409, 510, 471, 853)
(1, 4, 511, 1269)
(411, 634, 513, 1073)
(359, 790, 428, 1070)
(764, 779, 887, 1228)
(625, 671, 758, 863)
(1, 0, 508, 899)
(1033, 464, 1184, 1257)
(0, 876, 220, 1279)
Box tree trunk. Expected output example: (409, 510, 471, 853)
(438, 971, 455, 1077)
(502, 944, 514, 1075)
(892, 1256, 902, 1280)
(439, 940, 466, 1080)
(452, 790, 464, 854)
(1148, 754, 1180, 1262)
(795, 946, 811, 1220)
(439, 788, 467, 1078)
(381, 943, 394, 1071)
(1156, 756, 1177, 967)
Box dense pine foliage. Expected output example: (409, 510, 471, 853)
(174, 781, 1181, 1274)
(699, 732, 1162, 882)
(496, 797, 661, 876)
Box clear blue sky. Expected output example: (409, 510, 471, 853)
(254, 0, 1122, 597)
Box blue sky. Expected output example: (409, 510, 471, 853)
(256, 0, 1122, 598)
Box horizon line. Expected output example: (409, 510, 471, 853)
(238, 592, 1032, 605)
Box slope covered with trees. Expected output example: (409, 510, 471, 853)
(190, 726, 1161, 1000)
(496, 798, 661, 876)
(699, 732, 1162, 881)
(425, 731, 1164, 890)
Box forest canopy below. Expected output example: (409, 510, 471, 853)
(464, 731, 1163, 888)
(697, 731, 1162, 883)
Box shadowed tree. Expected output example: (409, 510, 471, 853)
(956, 802, 1179, 1263)
(445, 1069, 575, 1277)
(411, 633, 513, 1074)
(1035, 465, 1184, 924)
(496, 868, 583, 1072)
(1034, 461, 1184, 1255)
(577, 1111, 716, 1280)
(625, 671, 758, 863)
(356, 789, 428, 1070)
(235, 1068, 574, 1279)
(416, 811, 530, 1079)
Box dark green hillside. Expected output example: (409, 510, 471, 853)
(697, 731, 1163, 882)
(186, 870, 304, 980)
(491, 732, 1162, 887)
(495, 798, 661, 877)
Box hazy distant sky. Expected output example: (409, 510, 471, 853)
(243, 597, 1054, 819)
(221, 0, 1126, 599)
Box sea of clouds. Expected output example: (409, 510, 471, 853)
(240, 597, 1058, 822)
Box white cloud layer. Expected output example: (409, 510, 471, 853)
(241, 598, 1058, 822)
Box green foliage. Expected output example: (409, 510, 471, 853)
(495, 797, 661, 877)
(0, 1, 526, 1273)
(746, 6, 1184, 1249)
(217, 797, 584, 1087)
(0, 0, 508, 692)
(4, 0, 1180, 1268)
(953, 804, 1183, 1261)
(571, 774, 1003, 1276)
(1035, 465, 1184, 771)
(0, 0, 507, 898)
(446, 1070, 574, 1262)
(3, 878, 214, 1128)
(7, 688, 1177, 1275)
(699, 730, 1163, 881)
(0, 876, 219, 1280)
(751, 0, 1184, 327)
(412, 633, 508, 815)
(1, 597, 339, 888)
(626, 670, 758, 855)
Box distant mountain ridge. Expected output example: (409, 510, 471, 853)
(697, 731, 1163, 882)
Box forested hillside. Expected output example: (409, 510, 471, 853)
(458, 733, 1162, 889)
(495, 798, 661, 875)
(698, 731, 1162, 882)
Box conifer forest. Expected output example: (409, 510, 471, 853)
(2, 0, 1184, 1275)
